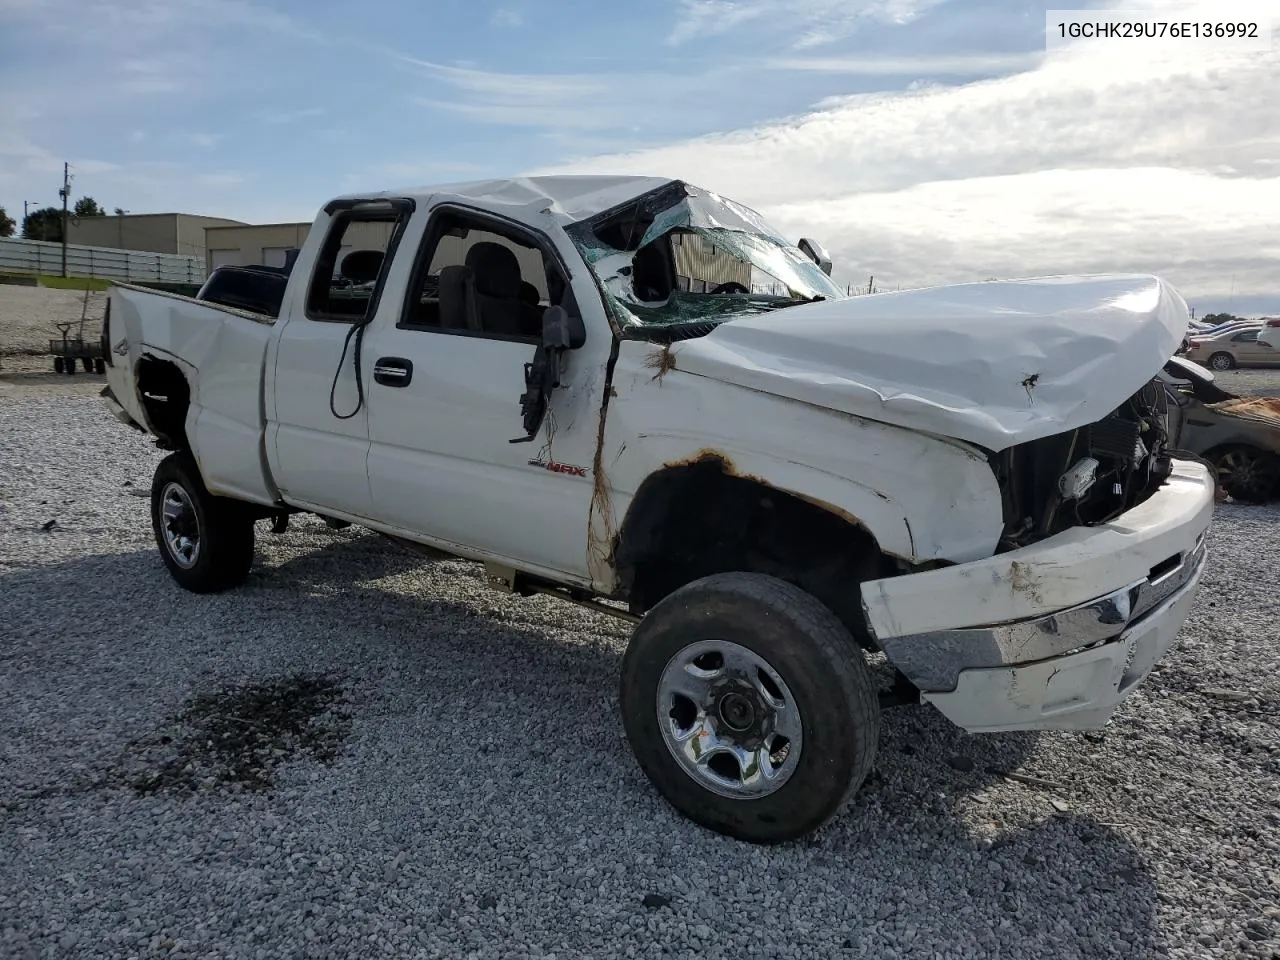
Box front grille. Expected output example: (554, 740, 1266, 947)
(993, 376, 1173, 551)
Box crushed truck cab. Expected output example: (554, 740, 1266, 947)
(100, 175, 1214, 843)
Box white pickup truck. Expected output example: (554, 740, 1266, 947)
(100, 176, 1214, 843)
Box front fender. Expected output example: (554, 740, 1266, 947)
(593, 345, 1006, 589)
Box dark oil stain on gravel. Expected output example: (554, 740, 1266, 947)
(123, 672, 351, 796)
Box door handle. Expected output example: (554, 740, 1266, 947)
(374, 357, 413, 387)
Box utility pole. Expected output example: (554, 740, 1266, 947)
(58, 162, 72, 277)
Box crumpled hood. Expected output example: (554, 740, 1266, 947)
(671, 274, 1188, 452)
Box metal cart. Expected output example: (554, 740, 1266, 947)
(49, 323, 104, 374)
(48, 287, 106, 375)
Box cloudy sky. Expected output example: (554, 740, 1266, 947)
(1, 0, 1277, 314)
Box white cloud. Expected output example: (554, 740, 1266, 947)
(533, 37, 1280, 305)
(184, 132, 222, 149)
(397, 54, 753, 133)
(767, 52, 1044, 75)
(490, 7, 524, 28)
(769, 168, 1280, 303)
(254, 107, 325, 125)
(666, 0, 947, 47)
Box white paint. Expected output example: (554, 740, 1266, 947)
(674, 273, 1190, 452)
(597, 339, 1008, 568)
(920, 554, 1205, 732)
(102, 175, 1217, 741)
(322, 175, 674, 229)
(357, 203, 611, 579)
(859, 459, 1214, 639)
(263, 210, 375, 519)
(103, 284, 277, 505)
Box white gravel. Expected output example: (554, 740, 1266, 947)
(0, 285, 106, 357)
(2, 395, 1279, 960)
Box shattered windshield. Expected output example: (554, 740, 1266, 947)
(565, 183, 845, 332)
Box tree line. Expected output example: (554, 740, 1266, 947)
(0, 198, 126, 242)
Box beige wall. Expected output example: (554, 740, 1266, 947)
(673, 233, 752, 291)
(174, 215, 248, 257)
(205, 222, 312, 273)
(68, 213, 244, 256)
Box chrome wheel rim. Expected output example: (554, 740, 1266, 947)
(1209, 353, 1232, 370)
(160, 482, 200, 569)
(656, 639, 803, 799)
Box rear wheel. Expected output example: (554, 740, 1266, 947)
(150, 452, 255, 592)
(1208, 352, 1235, 371)
(53, 356, 64, 374)
(82, 357, 94, 372)
(94, 358, 105, 374)
(1211, 445, 1280, 503)
(619, 572, 880, 844)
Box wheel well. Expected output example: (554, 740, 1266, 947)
(136, 356, 191, 451)
(613, 455, 895, 646)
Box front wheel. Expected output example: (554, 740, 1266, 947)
(1211, 445, 1280, 503)
(150, 452, 255, 592)
(619, 572, 880, 843)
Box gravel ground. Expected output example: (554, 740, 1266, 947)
(0, 285, 106, 357)
(1211, 368, 1280, 399)
(2, 395, 1279, 960)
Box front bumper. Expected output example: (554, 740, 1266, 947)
(861, 459, 1215, 732)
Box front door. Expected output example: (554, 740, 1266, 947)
(360, 203, 608, 582)
(266, 201, 411, 519)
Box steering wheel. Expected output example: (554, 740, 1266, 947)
(709, 281, 749, 295)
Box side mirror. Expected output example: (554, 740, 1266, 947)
(798, 238, 832, 276)
(510, 305, 586, 444)
(542, 304, 586, 351)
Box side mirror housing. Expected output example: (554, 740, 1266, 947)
(510, 306, 586, 444)
(541, 304, 586, 350)
(798, 238, 832, 276)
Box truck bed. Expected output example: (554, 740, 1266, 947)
(105, 283, 280, 506)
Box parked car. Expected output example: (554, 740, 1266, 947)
(1191, 319, 1259, 339)
(1161, 356, 1280, 502)
(1259, 316, 1280, 350)
(1182, 324, 1275, 370)
(1178, 319, 1257, 355)
(98, 176, 1213, 843)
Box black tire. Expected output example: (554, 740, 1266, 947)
(94, 358, 105, 374)
(1209, 444, 1280, 504)
(150, 452, 255, 592)
(53, 356, 64, 374)
(1208, 352, 1235, 371)
(619, 572, 880, 844)
(65, 358, 76, 375)
(82, 357, 94, 372)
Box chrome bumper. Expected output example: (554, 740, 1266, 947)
(879, 532, 1208, 693)
(862, 458, 1215, 732)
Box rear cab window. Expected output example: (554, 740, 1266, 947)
(305, 201, 412, 323)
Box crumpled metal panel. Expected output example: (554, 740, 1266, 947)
(674, 274, 1189, 452)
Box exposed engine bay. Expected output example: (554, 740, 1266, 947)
(993, 377, 1175, 551)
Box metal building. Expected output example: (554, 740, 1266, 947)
(65, 213, 246, 257)
(203, 221, 314, 273)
